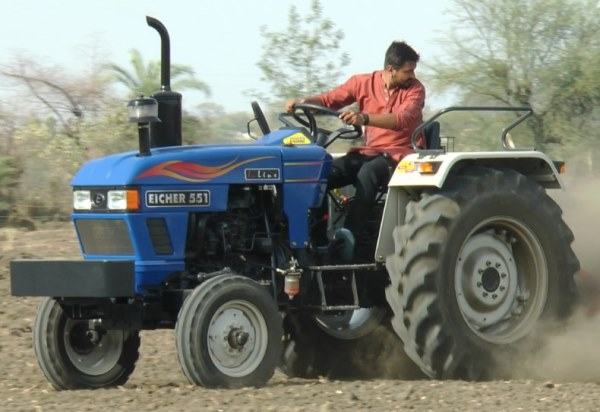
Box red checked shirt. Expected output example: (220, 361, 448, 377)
(316, 70, 425, 161)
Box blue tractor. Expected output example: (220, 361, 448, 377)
(11, 17, 578, 388)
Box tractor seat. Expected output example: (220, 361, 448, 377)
(423, 121, 441, 150)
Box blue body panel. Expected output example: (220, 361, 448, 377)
(71, 128, 333, 294)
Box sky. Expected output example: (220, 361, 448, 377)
(0, 0, 454, 113)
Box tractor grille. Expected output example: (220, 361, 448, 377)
(147, 218, 173, 255)
(75, 219, 134, 255)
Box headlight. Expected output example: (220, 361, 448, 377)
(107, 190, 139, 211)
(73, 190, 91, 210)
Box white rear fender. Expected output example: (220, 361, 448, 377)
(388, 151, 563, 189)
(374, 151, 564, 262)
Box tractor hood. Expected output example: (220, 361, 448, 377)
(71, 144, 285, 187)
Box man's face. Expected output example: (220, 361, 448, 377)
(389, 61, 417, 89)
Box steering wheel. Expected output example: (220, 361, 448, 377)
(279, 103, 363, 146)
(251, 101, 271, 136)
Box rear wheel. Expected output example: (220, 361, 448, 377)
(385, 167, 579, 379)
(33, 298, 140, 390)
(175, 274, 282, 388)
(281, 307, 388, 379)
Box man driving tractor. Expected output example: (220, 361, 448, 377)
(286, 41, 425, 248)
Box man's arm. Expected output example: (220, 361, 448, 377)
(285, 96, 324, 113)
(285, 76, 358, 113)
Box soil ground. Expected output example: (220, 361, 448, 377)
(3, 223, 600, 411)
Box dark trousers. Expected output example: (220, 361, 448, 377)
(328, 152, 395, 237)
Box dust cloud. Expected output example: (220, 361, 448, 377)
(338, 170, 600, 383)
(506, 171, 600, 382)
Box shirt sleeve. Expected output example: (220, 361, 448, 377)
(315, 76, 358, 110)
(392, 84, 426, 131)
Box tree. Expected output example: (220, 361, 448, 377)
(257, 0, 350, 101)
(1, 55, 111, 141)
(429, 0, 600, 155)
(105, 49, 211, 97)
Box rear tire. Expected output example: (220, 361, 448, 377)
(175, 274, 282, 388)
(385, 167, 578, 379)
(281, 308, 397, 379)
(33, 298, 140, 390)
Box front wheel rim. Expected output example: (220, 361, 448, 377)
(454, 216, 548, 344)
(63, 320, 123, 376)
(207, 300, 269, 378)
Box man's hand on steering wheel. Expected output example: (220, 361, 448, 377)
(285, 98, 301, 113)
(339, 111, 369, 126)
(286, 99, 367, 127)
(279, 102, 363, 146)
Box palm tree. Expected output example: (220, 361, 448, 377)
(105, 49, 211, 97)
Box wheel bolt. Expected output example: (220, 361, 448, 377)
(477, 282, 482, 288)
(500, 286, 506, 291)
(486, 261, 491, 266)
(492, 294, 498, 299)
(483, 292, 488, 297)
(501, 273, 507, 278)
(478, 269, 483, 274)
(495, 263, 501, 268)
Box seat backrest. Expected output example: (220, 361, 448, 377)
(423, 121, 441, 150)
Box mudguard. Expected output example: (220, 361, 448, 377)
(388, 150, 563, 189)
(374, 150, 563, 262)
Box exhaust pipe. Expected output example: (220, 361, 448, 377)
(146, 16, 182, 148)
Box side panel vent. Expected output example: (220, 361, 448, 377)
(147, 218, 173, 255)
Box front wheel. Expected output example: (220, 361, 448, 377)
(175, 274, 283, 388)
(385, 167, 579, 379)
(33, 298, 140, 390)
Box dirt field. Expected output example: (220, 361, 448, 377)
(4, 205, 600, 411)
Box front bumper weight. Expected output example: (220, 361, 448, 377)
(10, 260, 135, 298)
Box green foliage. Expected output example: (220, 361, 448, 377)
(105, 49, 211, 97)
(257, 0, 350, 101)
(429, 0, 600, 157)
(0, 155, 18, 218)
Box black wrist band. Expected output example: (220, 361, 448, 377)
(363, 113, 369, 126)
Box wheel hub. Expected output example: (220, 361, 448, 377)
(481, 267, 501, 292)
(207, 300, 268, 377)
(63, 320, 124, 376)
(228, 329, 250, 349)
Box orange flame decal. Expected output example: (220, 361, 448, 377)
(137, 157, 275, 182)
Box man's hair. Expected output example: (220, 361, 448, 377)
(384, 41, 420, 68)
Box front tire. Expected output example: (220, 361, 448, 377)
(175, 274, 282, 388)
(33, 298, 140, 390)
(385, 167, 579, 379)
